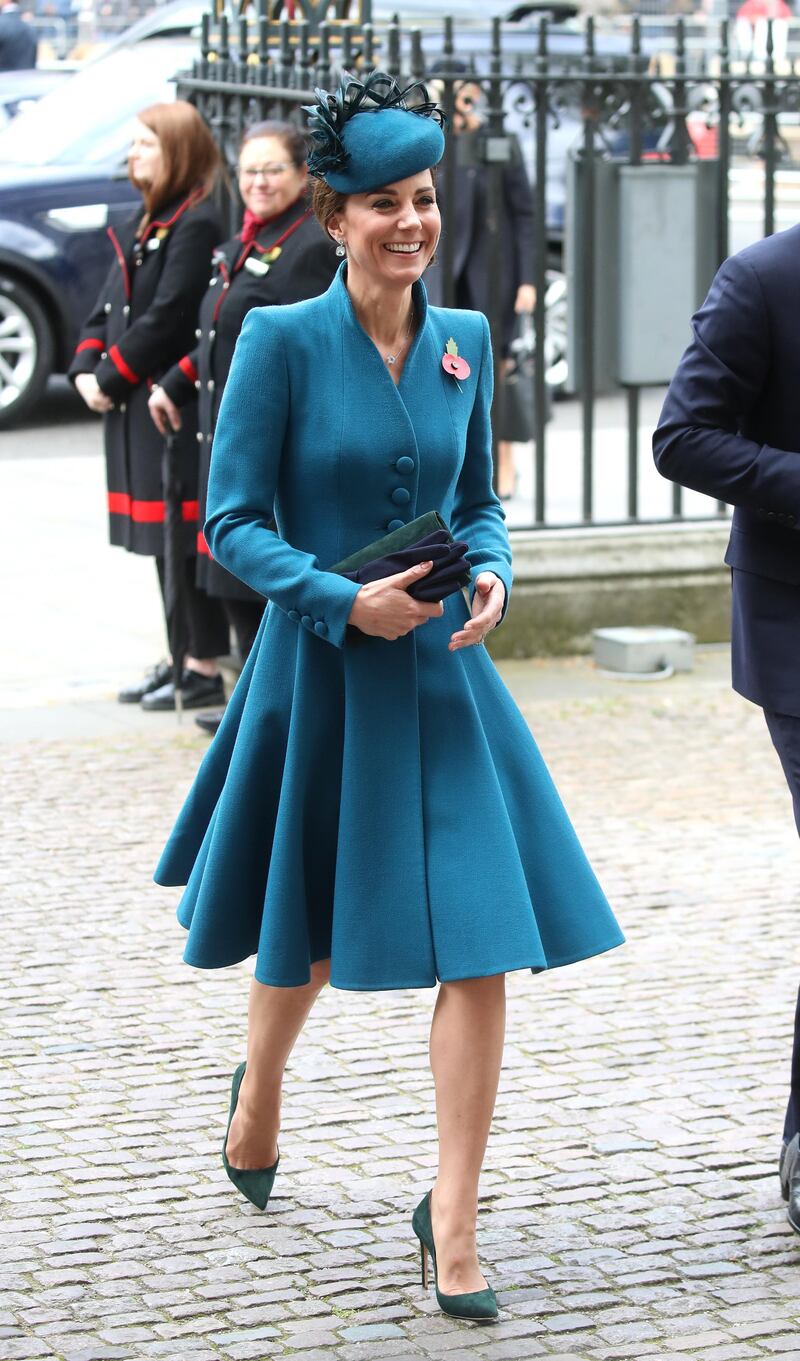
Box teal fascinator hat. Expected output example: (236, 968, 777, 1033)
(303, 71, 445, 194)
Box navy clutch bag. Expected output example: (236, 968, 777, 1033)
(329, 511, 471, 602)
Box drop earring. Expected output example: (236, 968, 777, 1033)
(336, 240, 346, 257)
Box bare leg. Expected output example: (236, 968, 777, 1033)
(225, 958, 331, 1170)
(428, 973, 506, 1294)
(184, 654, 219, 677)
(497, 439, 517, 499)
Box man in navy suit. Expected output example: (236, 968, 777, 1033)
(0, 0, 36, 71)
(653, 225, 800, 1235)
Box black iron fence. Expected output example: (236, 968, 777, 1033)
(177, 4, 800, 529)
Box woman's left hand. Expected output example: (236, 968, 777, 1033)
(448, 572, 505, 652)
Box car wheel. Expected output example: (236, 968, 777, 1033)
(0, 277, 55, 427)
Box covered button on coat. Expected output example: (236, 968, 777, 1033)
(154, 265, 624, 991)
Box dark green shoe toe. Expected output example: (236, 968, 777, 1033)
(412, 1190, 498, 1322)
(221, 1061, 280, 1211)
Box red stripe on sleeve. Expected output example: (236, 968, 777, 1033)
(108, 345, 139, 385)
(179, 356, 198, 384)
(76, 338, 104, 354)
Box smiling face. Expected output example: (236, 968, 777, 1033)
(128, 119, 164, 189)
(328, 170, 440, 292)
(238, 134, 308, 219)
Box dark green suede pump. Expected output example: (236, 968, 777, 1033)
(221, 1062, 279, 1210)
(411, 1190, 499, 1322)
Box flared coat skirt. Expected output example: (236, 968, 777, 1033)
(155, 587, 624, 990)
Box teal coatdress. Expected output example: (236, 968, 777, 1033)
(154, 265, 624, 990)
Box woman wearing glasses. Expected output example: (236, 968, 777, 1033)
(149, 122, 338, 732)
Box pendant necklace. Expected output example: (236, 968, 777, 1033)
(384, 304, 415, 367)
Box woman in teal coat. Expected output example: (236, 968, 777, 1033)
(155, 73, 623, 1322)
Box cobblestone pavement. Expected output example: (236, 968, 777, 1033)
(2, 653, 800, 1361)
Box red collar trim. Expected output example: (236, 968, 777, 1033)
(234, 207, 313, 273)
(140, 187, 204, 244)
(106, 225, 131, 300)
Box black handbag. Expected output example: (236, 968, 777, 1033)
(329, 511, 471, 602)
(497, 316, 552, 444)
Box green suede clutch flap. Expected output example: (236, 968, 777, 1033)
(329, 511, 449, 575)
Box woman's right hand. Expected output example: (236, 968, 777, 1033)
(348, 561, 444, 640)
(74, 372, 113, 414)
(148, 385, 183, 435)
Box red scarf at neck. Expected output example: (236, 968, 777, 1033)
(239, 195, 306, 246)
(239, 208, 270, 246)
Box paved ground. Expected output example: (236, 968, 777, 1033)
(2, 390, 799, 1359)
(3, 643, 800, 1361)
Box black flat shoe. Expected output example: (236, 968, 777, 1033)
(140, 669, 225, 712)
(117, 660, 171, 704)
(195, 708, 225, 736)
(779, 1134, 800, 1234)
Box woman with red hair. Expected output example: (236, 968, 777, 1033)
(69, 101, 229, 712)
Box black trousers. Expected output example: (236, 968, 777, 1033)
(223, 597, 264, 665)
(763, 708, 800, 1142)
(155, 556, 229, 662)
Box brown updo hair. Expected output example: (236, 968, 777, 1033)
(131, 101, 220, 220)
(311, 179, 348, 240)
(239, 120, 308, 169)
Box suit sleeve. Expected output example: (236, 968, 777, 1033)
(450, 314, 513, 624)
(67, 263, 115, 382)
(93, 211, 218, 402)
(204, 309, 361, 648)
(653, 253, 800, 516)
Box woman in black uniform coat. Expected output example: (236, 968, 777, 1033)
(149, 121, 338, 733)
(69, 101, 229, 712)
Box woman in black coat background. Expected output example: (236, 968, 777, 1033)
(149, 120, 338, 735)
(69, 100, 228, 712)
(425, 69, 536, 500)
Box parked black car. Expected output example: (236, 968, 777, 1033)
(0, 30, 195, 425)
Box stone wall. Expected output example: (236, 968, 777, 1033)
(489, 521, 732, 658)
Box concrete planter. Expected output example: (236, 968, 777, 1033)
(489, 520, 732, 659)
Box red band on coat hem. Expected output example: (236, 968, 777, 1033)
(108, 492, 199, 524)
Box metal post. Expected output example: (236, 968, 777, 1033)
(717, 18, 730, 265)
(386, 17, 400, 79)
(532, 16, 548, 525)
(763, 18, 777, 238)
(580, 16, 596, 522)
(625, 16, 643, 522)
(439, 17, 457, 311)
(485, 17, 506, 493)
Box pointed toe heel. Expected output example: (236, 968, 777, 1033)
(411, 1190, 498, 1323)
(221, 1062, 280, 1211)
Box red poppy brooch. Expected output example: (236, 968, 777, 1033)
(441, 337, 471, 391)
